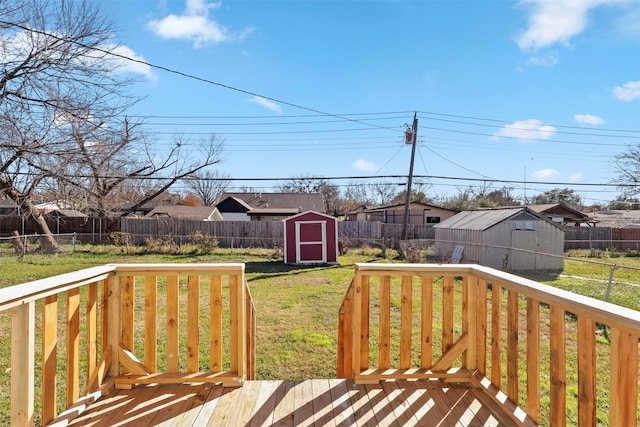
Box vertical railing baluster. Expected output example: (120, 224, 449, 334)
(87, 282, 98, 383)
(42, 295, 57, 424)
(229, 274, 238, 375)
(609, 328, 638, 426)
(144, 275, 157, 372)
(507, 290, 519, 405)
(187, 275, 200, 373)
(379, 275, 391, 369)
(420, 275, 433, 369)
(490, 283, 502, 388)
(550, 305, 566, 427)
(476, 278, 487, 374)
(235, 272, 246, 380)
(442, 276, 454, 357)
(526, 298, 540, 423)
(121, 276, 135, 356)
(352, 273, 363, 377)
(166, 275, 179, 373)
(245, 279, 256, 380)
(106, 274, 121, 378)
(577, 315, 596, 426)
(360, 275, 370, 371)
(66, 288, 80, 406)
(463, 275, 478, 370)
(210, 275, 222, 373)
(400, 275, 413, 369)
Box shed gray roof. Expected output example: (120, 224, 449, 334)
(433, 207, 546, 231)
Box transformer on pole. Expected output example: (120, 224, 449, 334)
(402, 113, 418, 242)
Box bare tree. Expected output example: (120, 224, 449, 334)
(613, 145, 640, 198)
(183, 169, 231, 206)
(50, 120, 225, 216)
(338, 180, 374, 214)
(0, 0, 225, 252)
(277, 173, 339, 214)
(0, 0, 137, 252)
(368, 182, 399, 205)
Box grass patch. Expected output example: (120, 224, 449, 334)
(0, 245, 639, 425)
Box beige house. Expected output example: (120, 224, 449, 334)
(347, 202, 458, 226)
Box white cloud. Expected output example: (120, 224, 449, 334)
(516, 0, 624, 51)
(613, 80, 640, 101)
(353, 159, 377, 172)
(568, 172, 584, 182)
(516, 1, 592, 51)
(107, 44, 155, 79)
(493, 119, 557, 141)
(248, 96, 282, 114)
(574, 113, 605, 126)
(532, 169, 561, 180)
(147, 0, 251, 47)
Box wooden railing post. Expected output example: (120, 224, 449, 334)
(11, 301, 35, 426)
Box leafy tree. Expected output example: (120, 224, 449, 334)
(390, 188, 432, 205)
(441, 187, 475, 211)
(486, 186, 520, 207)
(530, 188, 582, 208)
(608, 195, 640, 210)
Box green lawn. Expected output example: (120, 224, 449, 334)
(1, 244, 638, 426)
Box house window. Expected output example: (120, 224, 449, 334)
(426, 216, 441, 224)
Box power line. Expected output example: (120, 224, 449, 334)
(419, 110, 640, 134)
(0, 21, 405, 135)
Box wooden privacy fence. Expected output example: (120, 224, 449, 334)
(0, 216, 119, 244)
(120, 218, 434, 248)
(337, 263, 640, 426)
(6, 215, 640, 251)
(0, 263, 255, 426)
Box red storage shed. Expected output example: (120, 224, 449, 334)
(283, 211, 339, 265)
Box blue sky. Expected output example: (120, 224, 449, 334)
(102, 0, 640, 206)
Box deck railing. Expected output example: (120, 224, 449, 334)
(0, 263, 255, 426)
(337, 263, 640, 426)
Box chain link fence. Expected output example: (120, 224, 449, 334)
(1, 232, 639, 312)
(399, 238, 640, 312)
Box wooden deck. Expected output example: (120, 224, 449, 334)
(63, 379, 517, 426)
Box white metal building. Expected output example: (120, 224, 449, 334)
(434, 207, 565, 272)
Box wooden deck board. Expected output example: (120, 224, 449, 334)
(65, 379, 523, 427)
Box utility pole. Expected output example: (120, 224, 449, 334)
(402, 112, 418, 241)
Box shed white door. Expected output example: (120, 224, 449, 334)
(296, 221, 326, 263)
